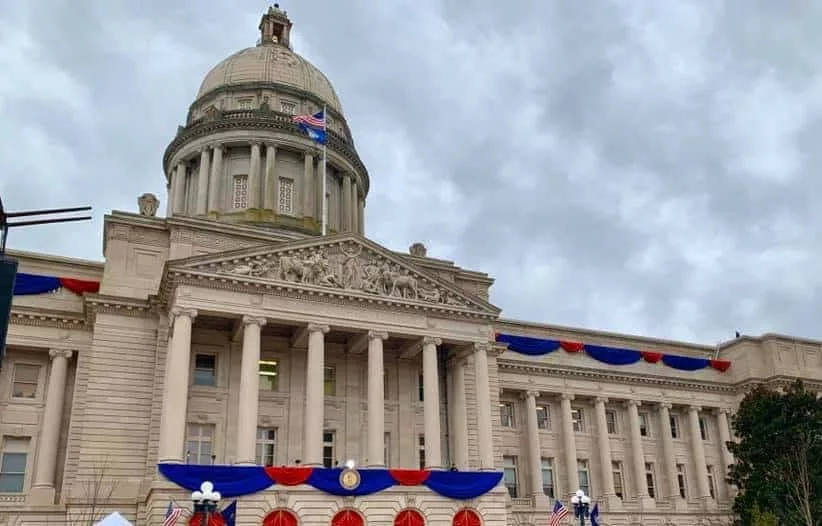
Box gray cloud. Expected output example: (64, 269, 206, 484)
(2, 0, 821, 344)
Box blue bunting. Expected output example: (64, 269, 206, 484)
(13, 273, 61, 295)
(426, 470, 503, 500)
(661, 354, 710, 371)
(584, 344, 642, 365)
(307, 468, 395, 496)
(495, 333, 560, 355)
(158, 464, 274, 498)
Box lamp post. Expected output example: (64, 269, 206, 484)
(571, 489, 591, 526)
(191, 481, 221, 526)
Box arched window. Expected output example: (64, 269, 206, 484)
(263, 509, 299, 526)
(394, 509, 425, 526)
(452, 509, 481, 526)
(331, 509, 364, 526)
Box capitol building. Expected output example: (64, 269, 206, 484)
(2, 7, 820, 526)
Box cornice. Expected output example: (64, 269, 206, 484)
(84, 294, 154, 325)
(4, 249, 104, 272)
(163, 110, 369, 194)
(10, 306, 88, 330)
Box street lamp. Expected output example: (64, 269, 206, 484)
(191, 481, 221, 526)
(571, 489, 591, 525)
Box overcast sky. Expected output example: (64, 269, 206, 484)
(2, 1, 822, 344)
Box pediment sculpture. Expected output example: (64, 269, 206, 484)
(215, 241, 473, 308)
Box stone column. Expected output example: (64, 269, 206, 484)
(626, 400, 653, 506)
(235, 316, 266, 465)
(30, 349, 73, 503)
(248, 142, 262, 209)
(208, 144, 224, 213)
(523, 390, 545, 500)
(560, 394, 579, 496)
(358, 198, 365, 234)
(688, 405, 712, 502)
(367, 331, 388, 467)
(303, 152, 315, 219)
(158, 308, 198, 463)
(473, 343, 495, 470)
(422, 336, 443, 469)
(172, 163, 187, 214)
(263, 144, 277, 210)
(594, 397, 618, 507)
(341, 174, 352, 231)
(658, 402, 681, 503)
(351, 182, 359, 233)
(716, 407, 737, 498)
(303, 323, 329, 466)
(196, 148, 211, 215)
(451, 360, 468, 469)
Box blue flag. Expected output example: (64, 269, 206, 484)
(590, 503, 600, 526)
(220, 500, 237, 526)
(292, 111, 327, 145)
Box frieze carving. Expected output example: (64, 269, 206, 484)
(216, 241, 472, 308)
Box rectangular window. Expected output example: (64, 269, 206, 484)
(645, 462, 656, 499)
(280, 100, 296, 115)
(11, 363, 39, 399)
(536, 405, 550, 430)
(384, 432, 391, 467)
(186, 424, 214, 465)
(237, 97, 253, 110)
(639, 412, 650, 437)
(0, 437, 29, 493)
(707, 465, 716, 499)
(606, 409, 618, 434)
(503, 456, 518, 498)
(193, 354, 217, 386)
(540, 458, 555, 498)
(572, 408, 585, 432)
(259, 359, 279, 391)
(670, 415, 680, 439)
(418, 373, 424, 401)
(278, 177, 294, 214)
(612, 461, 624, 499)
(699, 417, 709, 441)
(500, 402, 515, 428)
(232, 174, 249, 209)
(322, 430, 335, 468)
(676, 464, 687, 498)
(255, 427, 277, 466)
(323, 365, 336, 396)
(418, 435, 425, 469)
(577, 459, 590, 496)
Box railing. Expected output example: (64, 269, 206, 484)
(510, 497, 533, 507)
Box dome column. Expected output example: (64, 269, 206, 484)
(208, 144, 224, 214)
(358, 198, 365, 233)
(263, 144, 277, 210)
(172, 162, 187, 215)
(303, 152, 315, 221)
(249, 142, 262, 209)
(341, 173, 352, 232)
(196, 147, 211, 215)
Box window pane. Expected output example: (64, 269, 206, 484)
(259, 360, 279, 391)
(323, 366, 336, 396)
(0, 474, 24, 493)
(1, 452, 27, 473)
(12, 364, 39, 398)
(194, 355, 216, 386)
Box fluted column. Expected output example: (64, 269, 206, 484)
(303, 153, 315, 219)
(235, 316, 266, 465)
(196, 148, 211, 215)
(422, 336, 443, 468)
(523, 391, 544, 497)
(717, 408, 737, 498)
(367, 331, 388, 467)
(688, 406, 711, 501)
(358, 198, 365, 233)
(560, 394, 579, 495)
(626, 400, 652, 505)
(341, 174, 352, 231)
(172, 163, 187, 214)
(248, 142, 262, 209)
(351, 182, 359, 233)
(303, 323, 329, 466)
(208, 144, 224, 213)
(31, 349, 72, 500)
(451, 360, 468, 469)
(263, 144, 277, 210)
(658, 402, 681, 502)
(594, 397, 617, 503)
(158, 308, 198, 463)
(473, 343, 495, 470)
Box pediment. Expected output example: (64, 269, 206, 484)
(167, 234, 500, 317)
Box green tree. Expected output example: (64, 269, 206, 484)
(749, 505, 779, 526)
(729, 381, 822, 526)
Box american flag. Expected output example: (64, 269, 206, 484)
(163, 501, 182, 526)
(548, 500, 569, 526)
(292, 110, 325, 129)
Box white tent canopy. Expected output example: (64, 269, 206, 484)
(94, 512, 134, 526)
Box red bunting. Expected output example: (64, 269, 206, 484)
(331, 510, 364, 526)
(263, 509, 299, 526)
(453, 509, 481, 526)
(388, 469, 431, 485)
(58, 277, 100, 295)
(709, 359, 731, 372)
(264, 466, 313, 486)
(641, 351, 662, 363)
(395, 509, 425, 526)
(188, 514, 226, 526)
(559, 340, 584, 352)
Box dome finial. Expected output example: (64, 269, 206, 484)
(259, 4, 293, 48)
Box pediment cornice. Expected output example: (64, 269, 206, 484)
(161, 234, 501, 320)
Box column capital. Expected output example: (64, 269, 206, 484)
(658, 401, 673, 410)
(170, 307, 198, 320)
(688, 404, 702, 412)
(242, 315, 267, 328)
(423, 336, 442, 346)
(473, 342, 491, 354)
(342, 172, 352, 180)
(522, 390, 540, 400)
(198, 146, 211, 154)
(716, 407, 731, 415)
(264, 142, 277, 150)
(212, 142, 224, 152)
(594, 396, 609, 404)
(307, 323, 330, 334)
(250, 140, 262, 148)
(48, 349, 73, 361)
(625, 399, 641, 408)
(368, 330, 388, 341)
(560, 393, 575, 401)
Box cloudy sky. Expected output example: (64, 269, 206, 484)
(2, 0, 822, 344)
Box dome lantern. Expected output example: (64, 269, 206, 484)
(258, 4, 293, 48)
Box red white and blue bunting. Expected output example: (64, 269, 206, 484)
(495, 332, 731, 373)
(12, 272, 100, 296)
(158, 464, 502, 500)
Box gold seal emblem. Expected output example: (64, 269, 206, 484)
(339, 468, 361, 490)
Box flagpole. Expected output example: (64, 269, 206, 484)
(321, 104, 328, 236)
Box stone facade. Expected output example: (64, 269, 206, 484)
(2, 6, 821, 526)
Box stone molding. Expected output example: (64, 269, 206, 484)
(84, 295, 154, 325)
(10, 306, 87, 330)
